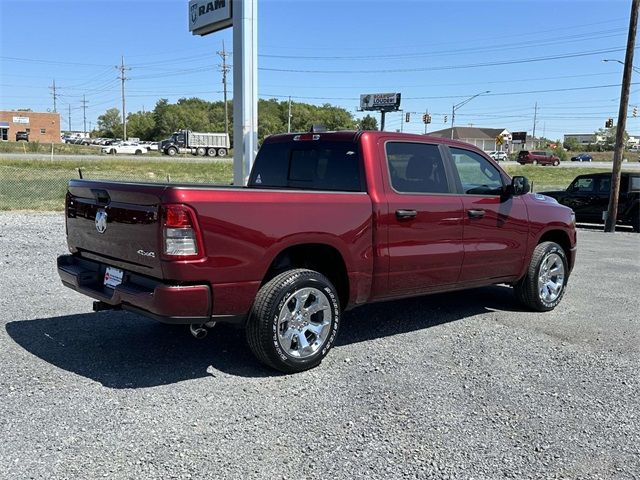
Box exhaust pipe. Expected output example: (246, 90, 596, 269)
(189, 323, 208, 339)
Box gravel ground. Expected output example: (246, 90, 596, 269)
(0, 212, 638, 480)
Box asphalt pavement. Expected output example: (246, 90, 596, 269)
(0, 213, 638, 479)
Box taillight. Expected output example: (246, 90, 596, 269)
(161, 204, 204, 260)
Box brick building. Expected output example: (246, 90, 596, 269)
(0, 110, 61, 143)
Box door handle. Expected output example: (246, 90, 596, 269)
(467, 209, 486, 219)
(396, 209, 417, 220)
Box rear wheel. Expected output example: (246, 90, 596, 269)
(217, 148, 228, 157)
(207, 147, 217, 157)
(246, 269, 340, 373)
(553, 159, 560, 166)
(196, 147, 206, 156)
(514, 241, 568, 311)
(135, 149, 142, 156)
(532, 160, 538, 165)
(110, 149, 117, 155)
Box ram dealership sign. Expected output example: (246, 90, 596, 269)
(189, 0, 232, 36)
(360, 93, 402, 112)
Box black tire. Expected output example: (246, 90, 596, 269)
(207, 147, 217, 157)
(532, 160, 538, 165)
(166, 147, 178, 157)
(553, 159, 560, 166)
(217, 148, 227, 157)
(514, 241, 568, 312)
(110, 149, 116, 155)
(135, 149, 142, 156)
(196, 147, 206, 156)
(246, 269, 341, 373)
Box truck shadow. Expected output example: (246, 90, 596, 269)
(6, 285, 520, 387)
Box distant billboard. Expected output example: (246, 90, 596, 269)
(360, 93, 401, 112)
(512, 131, 527, 144)
(189, 0, 232, 36)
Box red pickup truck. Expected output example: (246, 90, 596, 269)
(58, 131, 577, 372)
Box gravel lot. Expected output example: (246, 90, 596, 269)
(0, 212, 638, 480)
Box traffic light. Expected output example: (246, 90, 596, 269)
(406, 112, 411, 123)
(444, 115, 448, 123)
(633, 106, 638, 118)
(606, 118, 614, 128)
(425, 114, 432, 124)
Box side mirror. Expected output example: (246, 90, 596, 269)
(510, 176, 530, 196)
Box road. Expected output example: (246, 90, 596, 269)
(0, 152, 232, 163)
(0, 212, 638, 479)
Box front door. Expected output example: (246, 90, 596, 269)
(448, 147, 530, 284)
(564, 175, 600, 222)
(381, 140, 465, 297)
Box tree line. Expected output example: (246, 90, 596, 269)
(95, 97, 379, 142)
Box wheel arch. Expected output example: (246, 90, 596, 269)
(536, 229, 573, 271)
(261, 243, 350, 310)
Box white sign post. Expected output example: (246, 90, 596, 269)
(189, 0, 257, 186)
(232, 0, 258, 185)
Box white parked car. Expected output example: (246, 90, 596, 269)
(101, 142, 147, 155)
(488, 150, 508, 161)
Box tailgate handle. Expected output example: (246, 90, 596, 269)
(91, 189, 110, 205)
(396, 209, 417, 220)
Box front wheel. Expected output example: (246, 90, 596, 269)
(532, 160, 538, 165)
(246, 269, 341, 373)
(135, 149, 142, 155)
(166, 147, 178, 157)
(514, 241, 568, 311)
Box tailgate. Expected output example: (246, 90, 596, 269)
(66, 180, 168, 277)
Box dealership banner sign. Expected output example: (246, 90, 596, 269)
(360, 93, 401, 111)
(189, 0, 232, 36)
(12, 116, 29, 124)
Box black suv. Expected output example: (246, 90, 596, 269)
(15, 131, 29, 142)
(541, 172, 640, 231)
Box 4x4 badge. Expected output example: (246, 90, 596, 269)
(95, 210, 107, 234)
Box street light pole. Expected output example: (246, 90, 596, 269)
(605, 0, 638, 232)
(450, 91, 490, 139)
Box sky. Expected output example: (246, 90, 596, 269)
(0, 0, 638, 139)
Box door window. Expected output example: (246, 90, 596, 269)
(385, 142, 450, 194)
(570, 177, 595, 192)
(450, 148, 504, 195)
(597, 177, 611, 193)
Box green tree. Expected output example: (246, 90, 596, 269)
(595, 125, 628, 150)
(97, 108, 123, 138)
(563, 137, 581, 151)
(127, 111, 155, 140)
(358, 114, 378, 131)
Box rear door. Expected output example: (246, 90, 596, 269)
(379, 140, 465, 297)
(447, 146, 529, 283)
(66, 180, 166, 277)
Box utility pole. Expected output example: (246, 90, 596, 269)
(606, 0, 638, 232)
(400, 111, 404, 133)
(287, 96, 292, 133)
(217, 41, 231, 141)
(68, 104, 72, 133)
(116, 56, 130, 140)
(49, 79, 59, 113)
(532, 102, 538, 148)
(380, 111, 386, 132)
(81, 94, 89, 137)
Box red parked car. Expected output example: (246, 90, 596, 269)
(517, 150, 561, 166)
(58, 130, 577, 372)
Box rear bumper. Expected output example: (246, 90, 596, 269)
(57, 254, 244, 325)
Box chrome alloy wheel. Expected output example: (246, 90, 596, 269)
(537, 253, 565, 303)
(277, 287, 331, 359)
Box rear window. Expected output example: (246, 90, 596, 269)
(631, 176, 640, 191)
(248, 141, 363, 192)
